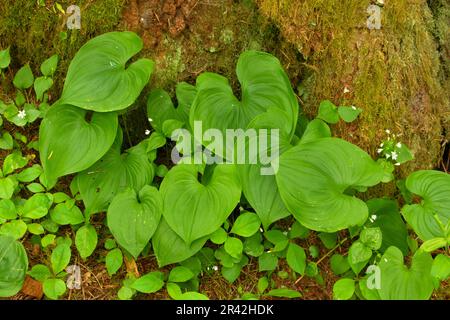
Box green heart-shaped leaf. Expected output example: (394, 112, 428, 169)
(276, 138, 385, 232)
(39, 104, 118, 189)
(190, 51, 298, 145)
(107, 186, 162, 259)
(75, 130, 154, 214)
(59, 31, 154, 112)
(402, 170, 450, 241)
(377, 247, 434, 300)
(0, 235, 28, 297)
(160, 164, 241, 245)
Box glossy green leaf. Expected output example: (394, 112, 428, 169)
(50, 201, 84, 225)
(317, 100, 339, 124)
(21, 193, 53, 219)
(402, 170, 450, 240)
(209, 228, 228, 245)
(333, 278, 355, 300)
(106, 248, 123, 276)
(377, 247, 434, 300)
(230, 212, 261, 237)
(43, 278, 66, 300)
(75, 224, 98, 259)
(258, 252, 278, 271)
(0, 220, 27, 240)
(40, 54, 59, 76)
(0, 235, 28, 297)
(152, 218, 208, 267)
(0, 176, 17, 200)
(338, 106, 362, 123)
(360, 227, 382, 251)
(330, 254, 350, 275)
(51, 244, 71, 274)
(286, 243, 306, 275)
(276, 138, 385, 232)
(431, 254, 450, 281)
(224, 237, 243, 259)
(3, 151, 28, 175)
(16, 164, 42, 183)
(107, 186, 162, 259)
(168, 266, 195, 283)
(348, 241, 372, 274)
(160, 164, 241, 245)
(34, 77, 53, 101)
(131, 272, 164, 293)
(0, 199, 16, 220)
(39, 104, 118, 188)
(59, 32, 154, 112)
(366, 199, 409, 255)
(190, 51, 298, 147)
(0, 48, 11, 69)
(75, 130, 154, 214)
(29, 264, 51, 282)
(299, 119, 331, 144)
(13, 64, 34, 89)
(0, 132, 13, 150)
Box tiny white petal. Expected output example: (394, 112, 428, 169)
(148, 118, 153, 122)
(343, 87, 350, 94)
(18, 110, 27, 119)
(259, 227, 264, 233)
(385, 129, 390, 134)
(395, 162, 401, 166)
(385, 153, 391, 159)
(371, 214, 377, 221)
(212, 266, 219, 271)
(391, 151, 398, 160)
(380, 143, 384, 147)
(377, 148, 383, 154)
(396, 142, 402, 148)
(351, 106, 357, 110)
(145, 129, 151, 135)
(239, 206, 244, 211)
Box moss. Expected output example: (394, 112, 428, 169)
(257, 0, 449, 177)
(0, 0, 125, 94)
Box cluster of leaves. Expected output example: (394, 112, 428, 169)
(0, 32, 449, 300)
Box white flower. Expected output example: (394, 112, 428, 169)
(351, 106, 357, 110)
(377, 148, 383, 154)
(391, 151, 398, 160)
(212, 266, 219, 271)
(145, 129, 150, 135)
(385, 129, 390, 134)
(259, 227, 264, 233)
(371, 214, 377, 221)
(148, 117, 153, 122)
(380, 143, 384, 147)
(396, 142, 402, 148)
(343, 87, 350, 94)
(18, 109, 26, 119)
(395, 162, 401, 166)
(385, 153, 391, 159)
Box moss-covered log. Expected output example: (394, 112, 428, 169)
(256, 0, 449, 174)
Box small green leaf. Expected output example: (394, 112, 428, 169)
(34, 77, 53, 101)
(210, 228, 228, 245)
(288, 221, 310, 239)
(40, 54, 59, 76)
(318, 232, 337, 249)
(266, 288, 301, 298)
(348, 241, 372, 274)
(104, 239, 117, 250)
(75, 224, 98, 259)
(13, 64, 34, 89)
(50, 201, 84, 225)
(43, 278, 66, 300)
(0, 132, 13, 150)
(317, 100, 339, 124)
(230, 212, 261, 237)
(21, 193, 53, 219)
(27, 223, 44, 235)
(286, 243, 306, 275)
(258, 252, 278, 271)
(257, 277, 269, 294)
(131, 272, 164, 293)
(0, 220, 27, 240)
(330, 254, 350, 275)
(431, 254, 450, 281)
(26, 183, 45, 193)
(224, 237, 243, 259)
(41, 234, 56, 247)
(420, 238, 447, 252)
(360, 227, 382, 250)
(51, 244, 71, 274)
(0, 176, 17, 200)
(0, 48, 11, 69)
(338, 106, 362, 123)
(105, 248, 123, 276)
(0, 199, 16, 220)
(333, 278, 355, 300)
(29, 264, 51, 282)
(3, 151, 28, 175)
(16, 165, 43, 183)
(168, 266, 195, 283)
